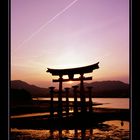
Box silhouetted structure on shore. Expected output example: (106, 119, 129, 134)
(47, 62, 99, 117)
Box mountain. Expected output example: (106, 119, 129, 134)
(11, 80, 129, 98)
(11, 80, 49, 97)
(80, 81, 129, 97)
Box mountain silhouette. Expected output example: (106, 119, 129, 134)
(11, 80, 49, 97)
(11, 80, 129, 98)
(80, 81, 129, 97)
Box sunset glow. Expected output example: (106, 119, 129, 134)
(11, 0, 129, 88)
(69, 81, 74, 84)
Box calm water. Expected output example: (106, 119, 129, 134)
(33, 97, 129, 109)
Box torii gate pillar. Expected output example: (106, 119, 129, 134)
(46, 62, 99, 115)
(80, 73, 86, 112)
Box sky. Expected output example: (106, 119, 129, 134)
(11, 0, 129, 88)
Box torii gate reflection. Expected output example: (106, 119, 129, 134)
(46, 62, 99, 117)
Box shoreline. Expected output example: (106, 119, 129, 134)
(10, 101, 103, 115)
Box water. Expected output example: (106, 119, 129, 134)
(11, 98, 129, 119)
(33, 97, 129, 109)
(93, 98, 129, 109)
(11, 98, 130, 139)
(11, 120, 130, 139)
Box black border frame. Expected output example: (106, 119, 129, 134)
(132, 0, 140, 139)
(2, 0, 139, 139)
(1, 0, 9, 139)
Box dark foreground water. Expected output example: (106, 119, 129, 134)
(11, 98, 130, 139)
(11, 120, 129, 140)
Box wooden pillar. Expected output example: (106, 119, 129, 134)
(72, 86, 78, 115)
(87, 86, 93, 113)
(49, 86, 55, 118)
(80, 73, 86, 112)
(64, 87, 70, 117)
(58, 75, 63, 118)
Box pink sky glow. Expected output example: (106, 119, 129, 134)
(11, 0, 129, 88)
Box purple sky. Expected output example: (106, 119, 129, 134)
(11, 0, 129, 88)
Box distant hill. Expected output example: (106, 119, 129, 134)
(80, 81, 129, 98)
(11, 80, 49, 97)
(11, 80, 129, 98)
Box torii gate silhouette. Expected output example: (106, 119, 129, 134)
(46, 62, 99, 117)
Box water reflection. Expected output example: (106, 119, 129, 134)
(47, 128, 93, 139)
(11, 120, 129, 139)
(121, 120, 124, 126)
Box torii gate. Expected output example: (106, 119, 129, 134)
(46, 62, 99, 116)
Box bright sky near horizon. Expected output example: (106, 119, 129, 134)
(11, 0, 129, 88)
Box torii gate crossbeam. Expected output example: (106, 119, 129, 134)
(46, 62, 99, 115)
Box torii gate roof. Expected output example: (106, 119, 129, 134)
(47, 62, 99, 76)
